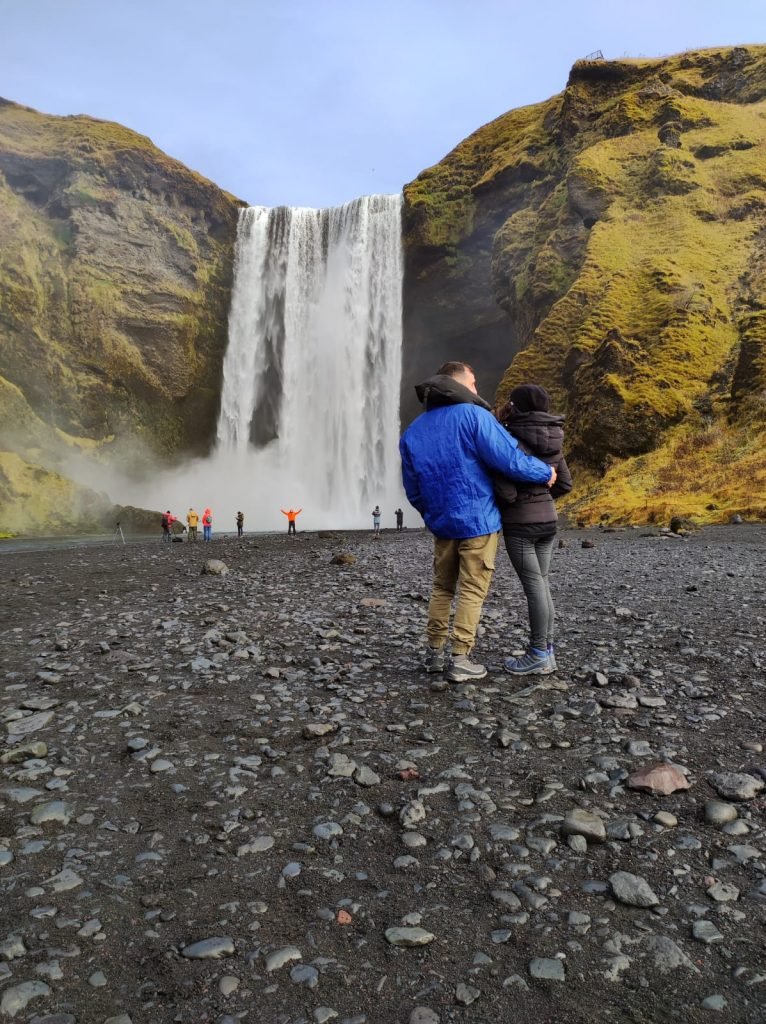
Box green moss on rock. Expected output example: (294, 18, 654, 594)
(403, 44, 766, 521)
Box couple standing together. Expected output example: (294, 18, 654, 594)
(400, 361, 572, 683)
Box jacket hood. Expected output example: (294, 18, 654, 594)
(503, 410, 565, 458)
(415, 374, 492, 412)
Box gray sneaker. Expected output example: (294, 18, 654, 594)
(424, 646, 447, 673)
(446, 654, 487, 682)
(504, 648, 554, 675)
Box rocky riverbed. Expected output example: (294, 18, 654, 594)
(1, 525, 764, 1024)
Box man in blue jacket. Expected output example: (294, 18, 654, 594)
(400, 361, 556, 683)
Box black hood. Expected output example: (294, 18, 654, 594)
(503, 410, 565, 458)
(415, 374, 492, 412)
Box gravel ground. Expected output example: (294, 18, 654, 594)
(0, 524, 764, 1024)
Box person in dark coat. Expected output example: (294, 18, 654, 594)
(400, 362, 556, 683)
(495, 384, 573, 675)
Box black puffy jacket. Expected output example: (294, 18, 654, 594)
(494, 411, 573, 535)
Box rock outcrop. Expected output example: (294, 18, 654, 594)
(403, 46, 766, 523)
(0, 97, 243, 533)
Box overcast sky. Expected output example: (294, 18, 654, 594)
(3, 1, 764, 207)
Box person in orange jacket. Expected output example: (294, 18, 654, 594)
(281, 507, 302, 536)
(202, 508, 213, 542)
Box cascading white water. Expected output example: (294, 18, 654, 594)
(216, 194, 405, 531)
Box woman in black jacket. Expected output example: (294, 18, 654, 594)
(495, 384, 572, 674)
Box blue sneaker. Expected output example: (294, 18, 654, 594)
(504, 648, 554, 675)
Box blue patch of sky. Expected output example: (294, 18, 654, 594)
(3, 0, 764, 207)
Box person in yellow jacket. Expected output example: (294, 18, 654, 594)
(187, 507, 199, 542)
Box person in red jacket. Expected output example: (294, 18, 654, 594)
(202, 508, 213, 542)
(161, 510, 174, 543)
(281, 508, 302, 536)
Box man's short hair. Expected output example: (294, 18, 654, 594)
(437, 361, 475, 378)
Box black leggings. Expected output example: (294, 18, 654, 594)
(504, 533, 556, 652)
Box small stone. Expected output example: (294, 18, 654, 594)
(0, 981, 51, 1018)
(219, 976, 239, 996)
(303, 723, 337, 738)
(529, 957, 565, 981)
(399, 800, 426, 829)
(701, 995, 727, 1011)
(331, 553, 356, 566)
(709, 772, 763, 801)
(353, 764, 381, 787)
(643, 935, 698, 973)
(202, 559, 229, 575)
(236, 835, 275, 856)
(455, 984, 480, 1005)
(6, 711, 54, 736)
(290, 964, 319, 988)
(704, 800, 738, 826)
(44, 868, 83, 893)
(313, 822, 343, 840)
(627, 763, 690, 795)
(0, 742, 47, 764)
(562, 808, 606, 843)
(654, 811, 677, 828)
(30, 801, 72, 826)
(88, 970, 107, 987)
(706, 882, 739, 903)
(409, 1009, 440, 1024)
(693, 920, 723, 944)
(327, 753, 357, 777)
(0, 936, 26, 960)
(609, 871, 660, 907)
(181, 937, 235, 959)
(265, 946, 302, 972)
(385, 927, 435, 947)
(313, 1009, 338, 1024)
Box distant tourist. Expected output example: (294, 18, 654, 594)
(395, 508, 404, 531)
(187, 507, 199, 542)
(399, 361, 555, 683)
(281, 507, 302, 535)
(495, 384, 572, 675)
(236, 510, 244, 537)
(202, 508, 213, 542)
(161, 510, 175, 543)
(372, 505, 381, 536)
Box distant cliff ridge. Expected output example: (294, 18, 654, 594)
(403, 45, 766, 523)
(0, 97, 242, 532)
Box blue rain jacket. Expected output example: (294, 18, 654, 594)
(400, 390, 553, 540)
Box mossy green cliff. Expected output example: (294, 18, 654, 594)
(0, 98, 243, 533)
(403, 45, 766, 523)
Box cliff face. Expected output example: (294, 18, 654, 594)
(403, 46, 766, 523)
(0, 98, 243, 532)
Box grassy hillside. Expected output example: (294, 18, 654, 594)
(403, 45, 766, 523)
(0, 98, 243, 533)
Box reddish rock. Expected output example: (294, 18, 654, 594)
(627, 763, 691, 795)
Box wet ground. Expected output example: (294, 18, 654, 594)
(0, 525, 764, 1024)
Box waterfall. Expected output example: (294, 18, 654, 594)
(216, 194, 405, 531)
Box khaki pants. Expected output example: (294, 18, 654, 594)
(426, 532, 498, 655)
